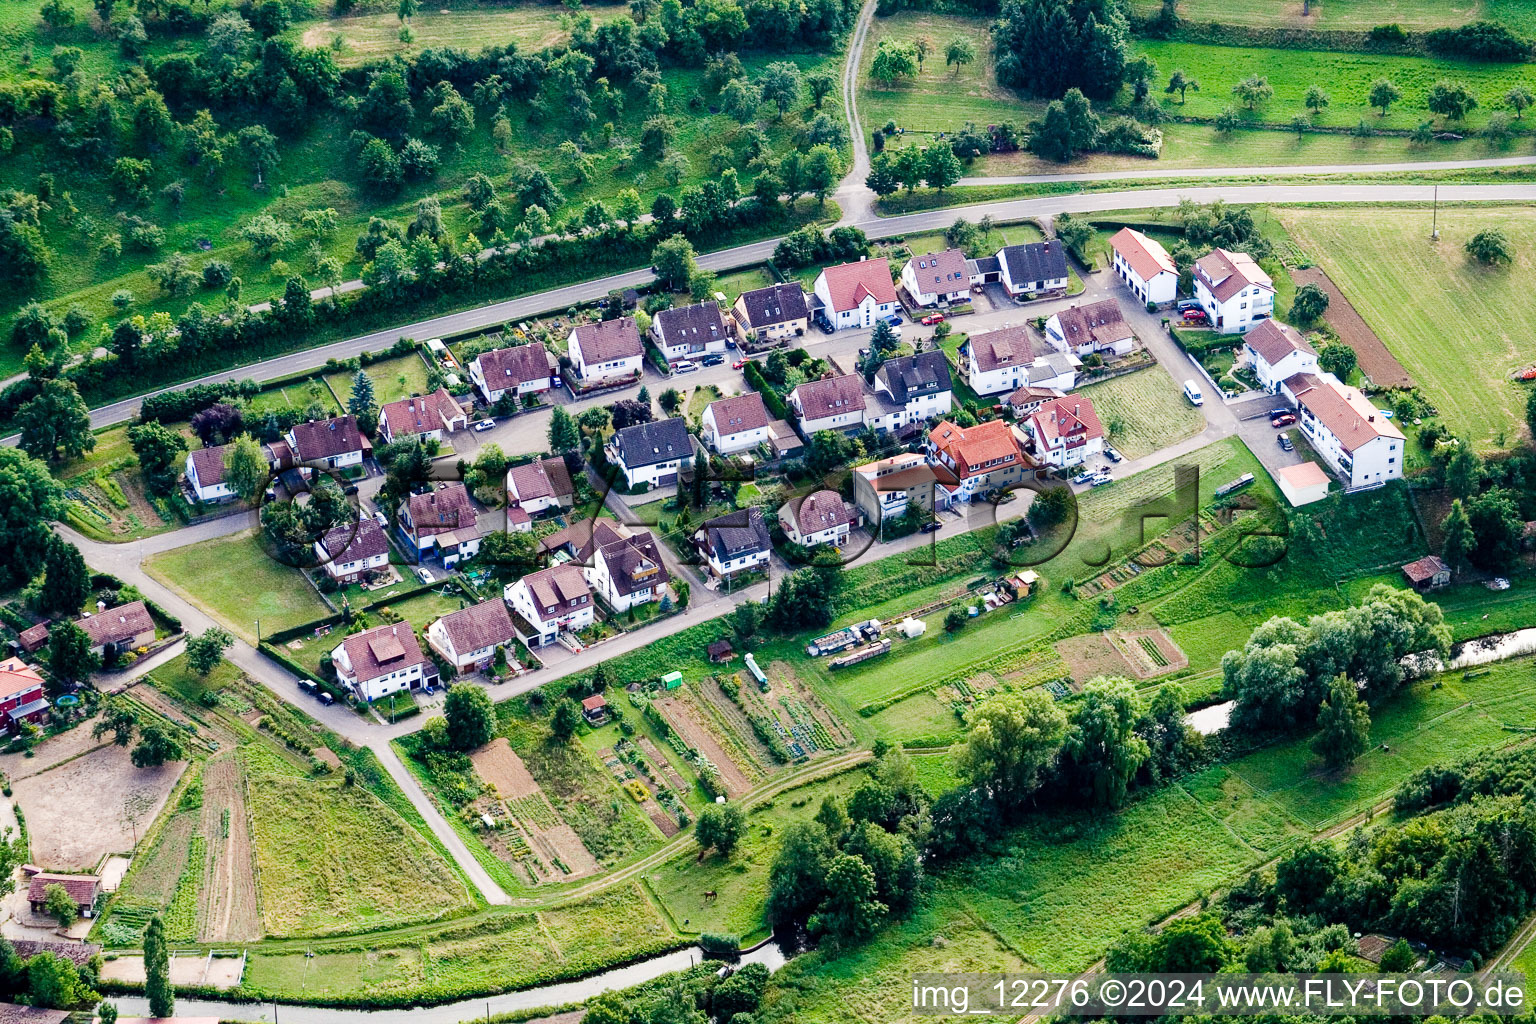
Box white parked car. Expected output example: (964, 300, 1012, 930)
(415, 567, 434, 584)
(673, 360, 699, 374)
(474, 419, 496, 432)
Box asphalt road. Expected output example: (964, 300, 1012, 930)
(955, 153, 1536, 186)
(7, 179, 1536, 447)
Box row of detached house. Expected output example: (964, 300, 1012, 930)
(1109, 228, 1277, 335)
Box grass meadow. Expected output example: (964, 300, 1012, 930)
(1124, 0, 1536, 34)
(1277, 205, 1536, 449)
(322, 353, 432, 408)
(1076, 369, 1208, 459)
(1139, 40, 1536, 132)
(144, 531, 333, 644)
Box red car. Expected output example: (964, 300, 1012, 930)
(921, 313, 946, 326)
(1271, 413, 1296, 427)
(1181, 309, 1208, 323)
(732, 359, 747, 370)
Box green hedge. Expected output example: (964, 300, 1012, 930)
(742, 361, 789, 421)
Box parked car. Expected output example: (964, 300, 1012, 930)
(473, 418, 496, 432)
(552, 374, 563, 388)
(921, 313, 946, 326)
(1267, 408, 1291, 419)
(920, 520, 943, 533)
(1072, 470, 1095, 485)
(1181, 309, 1209, 323)
(817, 318, 834, 335)
(318, 691, 335, 706)
(725, 337, 737, 349)
(1104, 445, 1123, 463)
(1091, 473, 1113, 487)
(883, 314, 903, 327)
(1270, 413, 1296, 427)
(1182, 379, 1204, 406)
(297, 679, 317, 695)
(701, 353, 724, 366)
(415, 567, 434, 583)
(674, 360, 699, 373)
(732, 359, 747, 370)
(1277, 434, 1294, 451)
(1177, 299, 1202, 312)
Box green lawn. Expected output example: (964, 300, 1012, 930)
(860, 12, 1026, 136)
(323, 353, 432, 408)
(372, 587, 474, 634)
(1278, 205, 1536, 449)
(245, 377, 342, 418)
(144, 531, 333, 644)
(711, 265, 777, 299)
(1076, 369, 1208, 459)
(1139, 40, 1536, 133)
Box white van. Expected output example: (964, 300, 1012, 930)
(1182, 379, 1204, 406)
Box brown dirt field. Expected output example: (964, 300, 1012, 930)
(470, 737, 542, 799)
(534, 824, 599, 878)
(101, 953, 242, 989)
(648, 809, 680, 837)
(312, 747, 342, 769)
(1110, 629, 1190, 679)
(638, 739, 688, 792)
(700, 678, 775, 771)
(1291, 268, 1413, 389)
(0, 720, 108, 781)
(117, 472, 169, 531)
(198, 754, 262, 942)
(13, 744, 185, 870)
(1054, 633, 1137, 684)
(657, 697, 752, 797)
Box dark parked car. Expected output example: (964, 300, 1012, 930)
(1177, 299, 1202, 312)
(1278, 434, 1294, 451)
(702, 353, 724, 366)
(920, 520, 943, 533)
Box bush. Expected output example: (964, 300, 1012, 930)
(1369, 24, 1407, 43)
(1425, 21, 1532, 61)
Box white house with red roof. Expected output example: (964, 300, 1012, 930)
(1242, 320, 1318, 393)
(779, 489, 859, 547)
(185, 445, 238, 503)
(1109, 228, 1178, 306)
(426, 599, 518, 675)
(959, 325, 1080, 396)
(313, 516, 391, 584)
(331, 622, 436, 701)
(789, 374, 866, 435)
(505, 564, 594, 646)
(579, 521, 670, 612)
(1044, 300, 1135, 358)
(1281, 371, 1404, 490)
(1024, 396, 1105, 468)
(568, 317, 643, 383)
(469, 343, 559, 404)
(926, 419, 1030, 502)
(286, 415, 368, 470)
(1194, 248, 1274, 334)
(852, 453, 957, 526)
(900, 249, 970, 307)
(399, 482, 484, 566)
(701, 393, 771, 455)
(505, 456, 575, 516)
(378, 389, 467, 445)
(812, 257, 897, 331)
(650, 301, 730, 363)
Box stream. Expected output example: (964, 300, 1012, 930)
(110, 942, 787, 1024)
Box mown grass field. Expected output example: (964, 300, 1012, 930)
(859, 12, 1022, 135)
(145, 531, 333, 644)
(1077, 369, 1208, 459)
(322, 353, 433, 408)
(292, 1, 629, 66)
(1125, 0, 1536, 33)
(1139, 40, 1536, 131)
(1277, 205, 1536, 449)
(244, 744, 474, 937)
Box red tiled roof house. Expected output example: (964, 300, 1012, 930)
(76, 602, 155, 658)
(312, 517, 391, 584)
(789, 374, 866, 436)
(377, 389, 468, 445)
(505, 457, 575, 517)
(399, 482, 484, 566)
(469, 344, 559, 404)
(779, 489, 859, 547)
(426, 599, 518, 675)
(927, 419, 1031, 501)
(1109, 228, 1178, 306)
(701, 393, 770, 455)
(567, 317, 643, 385)
(812, 258, 897, 331)
(1023, 396, 1105, 469)
(0, 659, 48, 732)
(26, 872, 98, 916)
(900, 249, 970, 306)
(505, 564, 594, 647)
(331, 622, 437, 701)
(1044, 299, 1135, 359)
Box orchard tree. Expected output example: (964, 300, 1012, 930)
(1166, 69, 1199, 103)
(236, 125, 281, 186)
(132, 723, 186, 768)
(806, 70, 835, 109)
(758, 61, 801, 119)
(186, 627, 234, 676)
(1303, 85, 1329, 116)
(1506, 84, 1534, 118)
(1427, 79, 1478, 121)
(945, 37, 975, 76)
(1232, 74, 1273, 110)
(870, 42, 917, 86)
(550, 697, 582, 740)
(1062, 677, 1149, 809)
(93, 696, 138, 745)
(651, 235, 698, 291)
(1369, 77, 1401, 115)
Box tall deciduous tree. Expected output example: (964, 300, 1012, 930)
(17, 379, 93, 465)
(185, 627, 234, 676)
(547, 407, 580, 453)
(1062, 676, 1149, 808)
(40, 536, 90, 615)
(224, 436, 269, 501)
(443, 684, 495, 750)
(127, 421, 187, 496)
(956, 689, 1067, 807)
(1441, 498, 1475, 574)
(50, 621, 99, 684)
(1313, 674, 1370, 770)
